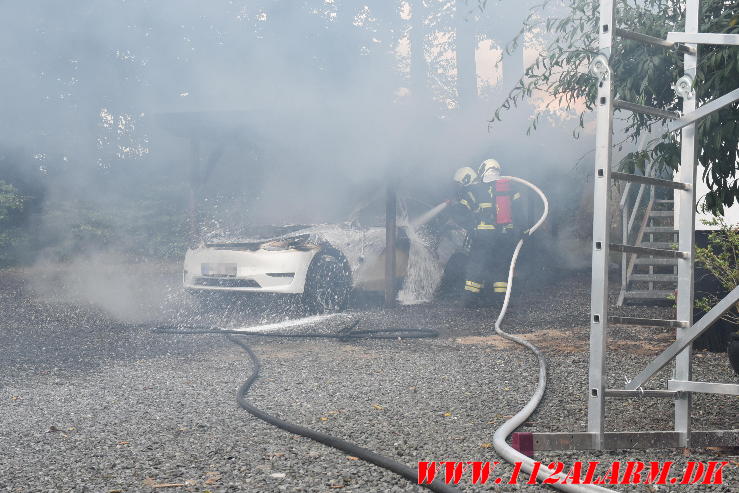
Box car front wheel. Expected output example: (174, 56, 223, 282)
(303, 248, 352, 314)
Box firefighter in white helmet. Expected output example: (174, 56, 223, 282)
(462, 158, 524, 307)
(446, 166, 479, 233)
(453, 166, 478, 208)
(453, 166, 477, 187)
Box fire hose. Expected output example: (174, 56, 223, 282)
(491, 176, 616, 493)
(153, 323, 461, 493)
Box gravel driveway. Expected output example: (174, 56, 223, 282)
(1, 266, 736, 492)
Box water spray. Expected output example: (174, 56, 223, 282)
(226, 313, 347, 333)
(490, 176, 617, 493)
(411, 200, 449, 229)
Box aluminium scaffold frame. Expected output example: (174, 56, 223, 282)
(512, 0, 739, 455)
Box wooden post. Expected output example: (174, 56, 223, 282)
(385, 184, 397, 306)
(189, 138, 200, 245)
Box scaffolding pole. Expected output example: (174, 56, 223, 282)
(674, 1, 700, 446)
(514, 0, 738, 456)
(587, 0, 616, 450)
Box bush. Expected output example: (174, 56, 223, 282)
(695, 218, 739, 325)
(36, 186, 188, 263)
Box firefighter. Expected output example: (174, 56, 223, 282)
(462, 158, 524, 307)
(449, 166, 478, 231)
(453, 166, 478, 191)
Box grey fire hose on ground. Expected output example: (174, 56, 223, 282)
(492, 176, 617, 493)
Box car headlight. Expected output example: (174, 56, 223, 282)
(260, 240, 289, 251)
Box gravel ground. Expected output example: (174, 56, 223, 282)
(0, 265, 737, 492)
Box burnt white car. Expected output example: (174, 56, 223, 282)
(183, 225, 414, 312)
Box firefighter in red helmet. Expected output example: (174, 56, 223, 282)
(462, 158, 524, 307)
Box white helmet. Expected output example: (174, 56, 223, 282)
(453, 166, 477, 186)
(479, 158, 502, 182)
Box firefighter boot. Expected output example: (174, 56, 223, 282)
(462, 280, 483, 308)
(491, 281, 508, 308)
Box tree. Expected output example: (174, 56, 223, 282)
(487, 0, 739, 213)
(0, 180, 25, 265)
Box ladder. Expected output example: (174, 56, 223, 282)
(588, 0, 739, 449)
(617, 174, 678, 305)
(513, 0, 739, 454)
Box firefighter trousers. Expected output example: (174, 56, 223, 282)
(463, 229, 518, 304)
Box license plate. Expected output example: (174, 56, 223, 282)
(201, 263, 237, 277)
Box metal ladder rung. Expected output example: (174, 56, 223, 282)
(604, 389, 678, 398)
(649, 211, 674, 217)
(610, 243, 688, 259)
(630, 274, 678, 282)
(608, 316, 688, 328)
(667, 379, 739, 395)
(634, 258, 678, 266)
(613, 100, 681, 120)
(666, 32, 739, 47)
(614, 28, 695, 54)
(643, 226, 678, 233)
(622, 290, 675, 299)
(654, 199, 674, 203)
(611, 172, 690, 190)
(639, 241, 679, 249)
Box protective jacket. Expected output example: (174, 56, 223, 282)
(467, 178, 521, 231)
(445, 185, 478, 232)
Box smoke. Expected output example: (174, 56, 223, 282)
(26, 252, 173, 323)
(1, 0, 599, 321)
